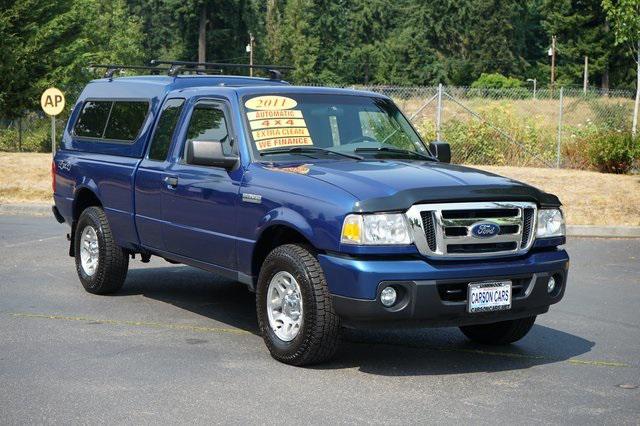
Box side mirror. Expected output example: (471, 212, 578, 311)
(429, 141, 451, 163)
(186, 140, 238, 169)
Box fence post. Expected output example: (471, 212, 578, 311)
(17, 117, 22, 152)
(436, 83, 443, 141)
(556, 87, 564, 168)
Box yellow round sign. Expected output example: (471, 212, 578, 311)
(40, 87, 65, 116)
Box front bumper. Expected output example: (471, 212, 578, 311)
(318, 249, 569, 327)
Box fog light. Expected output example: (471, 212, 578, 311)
(380, 286, 397, 307)
(547, 276, 556, 293)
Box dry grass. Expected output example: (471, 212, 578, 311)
(1, 153, 638, 226)
(0, 153, 52, 204)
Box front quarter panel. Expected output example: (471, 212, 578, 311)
(235, 163, 357, 275)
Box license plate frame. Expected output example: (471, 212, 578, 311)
(467, 280, 512, 313)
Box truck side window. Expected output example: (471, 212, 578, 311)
(183, 103, 232, 159)
(148, 98, 184, 161)
(74, 101, 112, 138)
(104, 101, 149, 141)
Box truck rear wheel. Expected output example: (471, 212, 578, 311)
(74, 206, 129, 295)
(459, 316, 536, 345)
(256, 244, 341, 366)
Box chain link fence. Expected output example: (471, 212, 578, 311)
(0, 111, 65, 153)
(2, 84, 637, 171)
(351, 85, 637, 169)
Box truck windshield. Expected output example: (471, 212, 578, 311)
(242, 93, 432, 160)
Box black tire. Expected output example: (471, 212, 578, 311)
(74, 206, 129, 295)
(256, 244, 341, 366)
(459, 316, 536, 345)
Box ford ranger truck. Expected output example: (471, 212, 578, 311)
(51, 73, 569, 366)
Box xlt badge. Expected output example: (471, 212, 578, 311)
(242, 193, 262, 204)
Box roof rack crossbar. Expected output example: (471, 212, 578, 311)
(150, 60, 293, 80)
(89, 64, 172, 79)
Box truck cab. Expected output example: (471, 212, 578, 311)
(52, 70, 569, 365)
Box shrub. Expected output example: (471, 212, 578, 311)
(587, 132, 638, 174)
(415, 103, 556, 167)
(0, 115, 58, 152)
(587, 99, 632, 132)
(470, 73, 523, 89)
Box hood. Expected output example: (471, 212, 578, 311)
(265, 160, 560, 212)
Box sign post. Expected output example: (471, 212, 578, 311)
(40, 87, 65, 155)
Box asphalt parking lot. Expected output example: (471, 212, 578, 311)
(1, 214, 639, 424)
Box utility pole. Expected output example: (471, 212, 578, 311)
(247, 32, 255, 77)
(583, 56, 589, 94)
(549, 35, 557, 89)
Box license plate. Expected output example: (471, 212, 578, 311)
(467, 280, 512, 313)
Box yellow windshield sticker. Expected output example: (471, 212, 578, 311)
(245, 97, 313, 149)
(252, 127, 310, 141)
(245, 96, 297, 111)
(249, 118, 307, 130)
(256, 137, 313, 151)
(246, 110, 303, 120)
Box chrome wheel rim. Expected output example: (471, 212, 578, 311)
(266, 271, 303, 342)
(79, 226, 99, 276)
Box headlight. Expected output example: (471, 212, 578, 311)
(341, 213, 412, 245)
(536, 208, 565, 238)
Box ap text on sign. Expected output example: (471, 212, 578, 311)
(40, 87, 65, 116)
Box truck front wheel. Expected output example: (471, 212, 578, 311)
(256, 244, 341, 366)
(459, 316, 536, 345)
(74, 206, 129, 295)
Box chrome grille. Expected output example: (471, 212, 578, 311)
(420, 211, 437, 251)
(521, 208, 535, 248)
(406, 202, 537, 258)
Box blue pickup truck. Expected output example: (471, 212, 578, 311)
(52, 68, 569, 365)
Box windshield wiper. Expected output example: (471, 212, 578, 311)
(354, 147, 436, 161)
(260, 146, 363, 160)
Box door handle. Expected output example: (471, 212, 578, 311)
(163, 176, 178, 188)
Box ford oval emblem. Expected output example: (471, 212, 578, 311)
(471, 222, 501, 238)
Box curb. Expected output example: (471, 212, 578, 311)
(1, 203, 639, 238)
(566, 225, 640, 238)
(0, 203, 51, 217)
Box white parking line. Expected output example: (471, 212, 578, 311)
(3, 235, 60, 248)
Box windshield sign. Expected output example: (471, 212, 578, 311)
(245, 96, 313, 151)
(243, 93, 429, 159)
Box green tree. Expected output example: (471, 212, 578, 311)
(0, 0, 144, 119)
(264, 0, 286, 64)
(463, 0, 527, 81)
(602, 0, 640, 138)
(371, 0, 528, 86)
(540, 0, 617, 88)
(127, 0, 188, 61)
(281, 0, 319, 83)
(345, 0, 402, 84)
(471, 73, 523, 88)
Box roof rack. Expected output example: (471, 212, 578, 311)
(150, 60, 293, 80)
(89, 64, 171, 79)
(88, 63, 225, 79)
